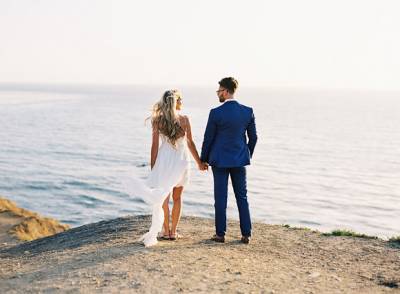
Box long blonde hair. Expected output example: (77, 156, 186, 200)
(149, 89, 184, 147)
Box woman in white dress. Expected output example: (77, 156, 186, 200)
(139, 89, 207, 247)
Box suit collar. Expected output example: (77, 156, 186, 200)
(223, 98, 238, 104)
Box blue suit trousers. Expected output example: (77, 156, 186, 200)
(212, 166, 252, 237)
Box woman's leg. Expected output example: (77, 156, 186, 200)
(171, 186, 184, 235)
(162, 194, 170, 236)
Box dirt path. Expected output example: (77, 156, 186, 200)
(1, 215, 399, 293)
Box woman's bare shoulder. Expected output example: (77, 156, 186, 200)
(177, 115, 190, 135)
(179, 115, 190, 123)
(178, 115, 190, 124)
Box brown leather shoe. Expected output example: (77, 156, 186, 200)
(211, 234, 225, 243)
(241, 236, 251, 244)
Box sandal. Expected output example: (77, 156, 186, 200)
(158, 230, 171, 240)
(161, 234, 171, 240)
(169, 232, 180, 241)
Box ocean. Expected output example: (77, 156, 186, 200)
(0, 84, 399, 238)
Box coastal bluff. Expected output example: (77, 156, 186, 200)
(1, 202, 399, 293)
(0, 197, 69, 246)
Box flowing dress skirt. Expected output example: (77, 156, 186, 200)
(125, 136, 190, 246)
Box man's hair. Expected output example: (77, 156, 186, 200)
(218, 77, 238, 94)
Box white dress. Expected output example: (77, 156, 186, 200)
(147, 133, 190, 190)
(126, 133, 190, 247)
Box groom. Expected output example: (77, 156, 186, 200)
(201, 77, 257, 244)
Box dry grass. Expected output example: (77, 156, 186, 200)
(0, 197, 70, 241)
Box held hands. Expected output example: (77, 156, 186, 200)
(197, 161, 209, 171)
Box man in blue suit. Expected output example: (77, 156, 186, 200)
(201, 77, 257, 244)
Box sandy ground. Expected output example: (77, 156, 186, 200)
(1, 213, 399, 293)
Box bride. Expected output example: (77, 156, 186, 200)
(135, 89, 207, 247)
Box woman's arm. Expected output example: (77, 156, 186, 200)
(184, 116, 207, 170)
(150, 123, 159, 169)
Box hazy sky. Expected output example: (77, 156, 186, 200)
(1, 0, 399, 90)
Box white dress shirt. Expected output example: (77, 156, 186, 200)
(223, 98, 237, 104)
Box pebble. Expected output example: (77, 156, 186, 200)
(331, 275, 342, 282)
(309, 272, 321, 279)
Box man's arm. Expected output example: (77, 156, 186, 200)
(246, 109, 258, 158)
(200, 109, 217, 163)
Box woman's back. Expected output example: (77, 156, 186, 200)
(148, 117, 190, 190)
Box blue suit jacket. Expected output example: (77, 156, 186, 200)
(200, 100, 257, 168)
